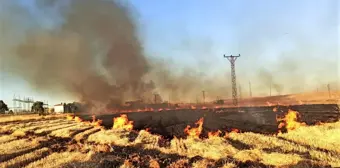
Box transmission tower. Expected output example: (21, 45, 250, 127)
(224, 54, 240, 106)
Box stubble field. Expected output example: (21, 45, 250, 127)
(0, 107, 339, 168)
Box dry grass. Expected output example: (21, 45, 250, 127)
(0, 147, 50, 168)
(73, 127, 101, 142)
(87, 129, 131, 145)
(0, 114, 338, 167)
(0, 114, 67, 124)
(25, 151, 89, 168)
(0, 135, 17, 144)
(0, 138, 42, 156)
(170, 137, 238, 159)
(278, 122, 340, 153)
(228, 131, 340, 167)
(33, 123, 78, 135)
(49, 124, 92, 138)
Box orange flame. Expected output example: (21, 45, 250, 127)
(277, 109, 306, 133)
(92, 117, 103, 127)
(273, 107, 277, 112)
(145, 128, 151, 133)
(208, 130, 222, 138)
(184, 117, 204, 139)
(74, 116, 83, 123)
(266, 101, 273, 106)
(315, 121, 324, 125)
(231, 128, 240, 133)
(66, 115, 74, 121)
(113, 114, 133, 131)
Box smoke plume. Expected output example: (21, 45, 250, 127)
(0, 0, 338, 111)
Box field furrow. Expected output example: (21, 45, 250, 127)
(11, 120, 73, 137)
(0, 138, 46, 162)
(73, 127, 101, 142)
(278, 122, 340, 154)
(49, 124, 93, 138)
(0, 147, 51, 168)
(33, 123, 78, 135)
(0, 135, 17, 144)
(24, 152, 90, 168)
(0, 109, 338, 167)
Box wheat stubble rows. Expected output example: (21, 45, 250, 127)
(0, 114, 339, 168)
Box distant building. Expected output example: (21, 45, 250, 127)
(54, 104, 65, 113)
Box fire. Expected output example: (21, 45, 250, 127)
(66, 115, 74, 121)
(184, 117, 204, 139)
(74, 116, 83, 123)
(113, 114, 133, 131)
(277, 109, 306, 133)
(208, 130, 222, 138)
(145, 128, 151, 133)
(266, 101, 273, 106)
(273, 107, 277, 112)
(92, 116, 103, 127)
(224, 128, 239, 138)
(316, 121, 324, 125)
(231, 128, 240, 133)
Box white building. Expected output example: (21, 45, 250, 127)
(54, 104, 64, 113)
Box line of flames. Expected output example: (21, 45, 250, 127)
(108, 106, 220, 113)
(66, 106, 318, 139)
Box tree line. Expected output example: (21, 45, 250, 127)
(0, 100, 81, 115)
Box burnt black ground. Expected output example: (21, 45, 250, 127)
(77, 104, 340, 138)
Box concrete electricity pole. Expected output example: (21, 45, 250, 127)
(239, 84, 242, 100)
(224, 54, 240, 106)
(327, 84, 331, 98)
(269, 80, 272, 96)
(249, 81, 252, 97)
(202, 90, 205, 105)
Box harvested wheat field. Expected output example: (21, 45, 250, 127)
(0, 107, 339, 168)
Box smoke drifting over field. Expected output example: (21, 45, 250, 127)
(0, 0, 338, 109)
(0, 0, 230, 109)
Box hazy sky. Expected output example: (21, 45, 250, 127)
(0, 0, 339, 107)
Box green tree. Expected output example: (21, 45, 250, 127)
(31, 101, 45, 115)
(0, 100, 9, 114)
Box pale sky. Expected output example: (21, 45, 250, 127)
(0, 0, 339, 107)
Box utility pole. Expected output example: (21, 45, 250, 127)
(224, 54, 240, 106)
(202, 90, 205, 105)
(249, 81, 252, 97)
(153, 94, 157, 104)
(269, 81, 272, 96)
(327, 84, 331, 98)
(239, 85, 242, 100)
